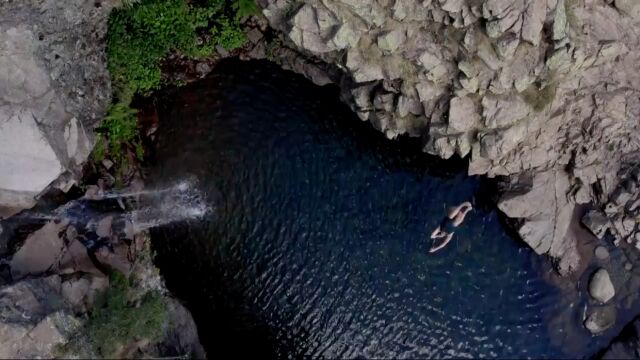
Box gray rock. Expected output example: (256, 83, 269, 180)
(589, 269, 615, 304)
(623, 217, 636, 233)
(585, 306, 617, 334)
(9, 221, 67, 280)
(605, 203, 619, 216)
(595, 246, 610, 260)
(61, 277, 91, 310)
(258, 0, 640, 270)
(0, 276, 82, 358)
(582, 210, 610, 240)
(377, 29, 405, 52)
(611, 187, 634, 206)
(288, 4, 337, 53)
(616, 0, 640, 19)
(448, 96, 480, 133)
(195, 62, 212, 76)
(521, 0, 546, 45)
(151, 298, 207, 359)
(498, 171, 574, 260)
(0, 0, 112, 216)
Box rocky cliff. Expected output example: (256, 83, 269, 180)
(0, 207, 205, 358)
(258, 0, 640, 275)
(0, 0, 113, 217)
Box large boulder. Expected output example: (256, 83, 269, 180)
(589, 268, 615, 304)
(497, 170, 578, 275)
(0, 0, 113, 217)
(585, 306, 617, 335)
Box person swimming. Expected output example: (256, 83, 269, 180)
(428, 201, 473, 254)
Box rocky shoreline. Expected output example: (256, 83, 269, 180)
(1, 0, 640, 357)
(256, 0, 640, 276)
(252, 0, 640, 341)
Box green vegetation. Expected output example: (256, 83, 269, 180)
(107, 0, 255, 95)
(93, 100, 145, 182)
(95, 0, 257, 177)
(265, 37, 282, 60)
(87, 272, 167, 357)
(232, 0, 260, 19)
(54, 272, 168, 358)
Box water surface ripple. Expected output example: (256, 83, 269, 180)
(151, 60, 591, 359)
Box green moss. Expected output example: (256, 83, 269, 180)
(265, 38, 282, 61)
(87, 273, 167, 358)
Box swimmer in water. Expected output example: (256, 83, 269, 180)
(429, 201, 473, 254)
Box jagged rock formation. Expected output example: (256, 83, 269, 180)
(0, 275, 84, 358)
(258, 0, 640, 274)
(0, 213, 205, 359)
(581, 167, 640, 248)
(0, 0, 113, 217)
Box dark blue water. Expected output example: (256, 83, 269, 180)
(150, 60, 599, 358)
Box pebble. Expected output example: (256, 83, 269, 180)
(595, 246, 610, 260)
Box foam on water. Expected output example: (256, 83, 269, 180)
(129, 179, 211, 231)
(8, 179, 211, 233)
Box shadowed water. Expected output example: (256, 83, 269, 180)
(150, 60, 605, 358)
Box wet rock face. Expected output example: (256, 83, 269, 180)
(0, 0, 113, 217)
(260, 0, 640, 271)
(600, 315, 640, 359)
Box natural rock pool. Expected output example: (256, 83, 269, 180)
(150, 60, 609, 358)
